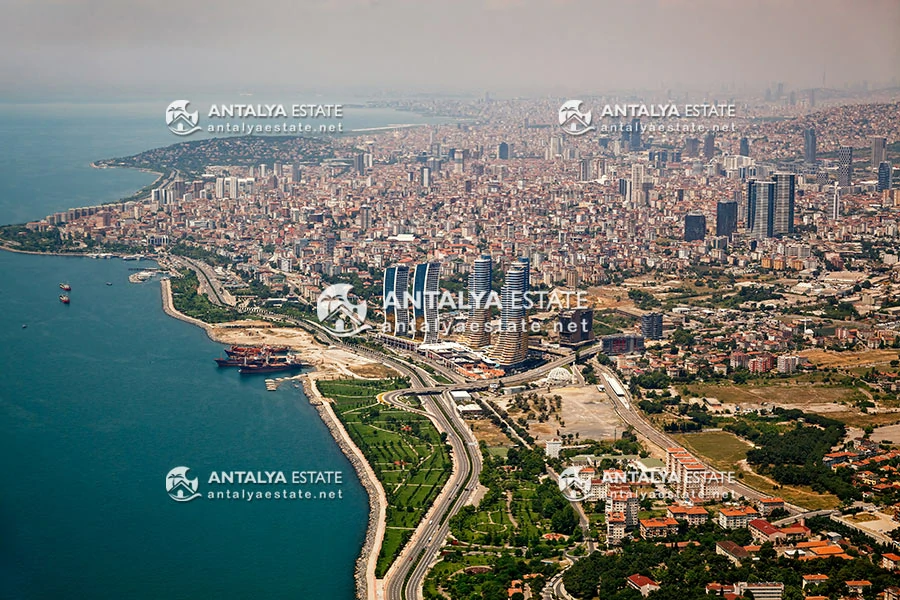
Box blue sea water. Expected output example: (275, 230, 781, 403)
(0, 102, 427, 599)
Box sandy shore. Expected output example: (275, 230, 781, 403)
(159, 278, 390, 378)
(160, 278, 390, 599)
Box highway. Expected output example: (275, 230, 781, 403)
(379, 369, 482, 600)
(256, 318, 483, 600)
(256, 315, 791, 593)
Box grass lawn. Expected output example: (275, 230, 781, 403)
(672, 431, 752, 471)
(317, 378, 451, 577)
(423, 554, 494, 598)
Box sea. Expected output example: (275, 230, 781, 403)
(0, 101, 438, 599)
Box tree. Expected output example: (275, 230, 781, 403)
(550, 504, 579, 535)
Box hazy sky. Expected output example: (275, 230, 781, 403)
(2, 0, 899, 99)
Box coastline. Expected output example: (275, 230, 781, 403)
(159, 277, 386, 600)
(90, 161, 164, 180)
(0, 243, 88, 257)
(303, 375, 387, 600)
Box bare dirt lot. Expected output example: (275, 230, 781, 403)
(872, 423, 900, 444)
(207, 324, 396, 379)
(548, 385, 624, 442)
(470, 419, 514, 447)
(686, 382, 857, 413)
(800, 348, 899, 369)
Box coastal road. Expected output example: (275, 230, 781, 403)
(376, 356, 482, 600)
(315, 335, 482, 600)
(264, 319, 482, 600)
(388, 389, 481, 600)
(168, 255, 236, 306)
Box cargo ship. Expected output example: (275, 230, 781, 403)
(224, 345, 289, 357)
(59, 283, 72, 291)
(237, 356, 304, 375)
(214, 355, 290, 368)
(59, 294, 70, 304)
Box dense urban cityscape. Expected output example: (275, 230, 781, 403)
(4, 84, 900, 600)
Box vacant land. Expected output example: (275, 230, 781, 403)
(470, 418, 514, 448)
(800, 348, 899, 369)
(685, 382, 864, 413)
(673, 431, 841, 510)
(872, 423, 900, 444)
(738, 470, 841, 511)
(826, 411, 900, 429)
(317, 378, 451, 577)
(348, 362, 399, 379)
(672, 431, 752, 472)
(553, 385, 624, 441)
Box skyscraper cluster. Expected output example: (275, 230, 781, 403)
(383, 262, 441, 343)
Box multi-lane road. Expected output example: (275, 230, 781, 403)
(261, 317, 789, 597)
(381, 386, 482, 600)
(365, 348, 479, 600)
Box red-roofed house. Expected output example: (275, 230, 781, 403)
(883, 553, 900, 571)
(718, 506, 759, 529)
(802, 574, 828, 590)
(627, 574, 660, 597)
(667, 504, 710, 526)
(845, 580, 871, 596)
(639, 517, 679, 539)
(716, 540, 750, 567)
(749, 519, 785, 544)
(757, 497, 785, 516)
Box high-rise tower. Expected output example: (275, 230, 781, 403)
(494, 259, 530, 367)
(464, 255, 493, 348)
(383, 265, 410, 336)
(803, 128, 817, 164)
(716, 200, 738, 238)
(772, 173, 795, 236)
(838, 146, 853, 187)
(411, 262, 441, 344)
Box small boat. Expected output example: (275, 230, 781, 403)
(106, 282, 113, 286)
(59, 295, 70, 304)
(22, 324, 27, 329)
(59, 283, 72, 291)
